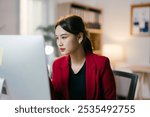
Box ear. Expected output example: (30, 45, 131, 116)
(77, 33, 83, 44)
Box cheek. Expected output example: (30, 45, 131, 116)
(56, 40, 58, 46)
(67, 39, 79, 50)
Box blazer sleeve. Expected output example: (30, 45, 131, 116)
(101, 58, 116, 100)
(50, 61, 62, 100)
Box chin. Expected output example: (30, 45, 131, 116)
(60, 51, 69, 55)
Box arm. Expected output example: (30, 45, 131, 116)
(50, 61, 62, 100)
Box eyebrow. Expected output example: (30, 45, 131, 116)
(55, 34, 68, 37)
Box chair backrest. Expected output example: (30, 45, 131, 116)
(113, 70, 138, 100)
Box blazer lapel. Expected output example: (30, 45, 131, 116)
(86, 53, 97, 99)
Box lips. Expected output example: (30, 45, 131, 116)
(60, 48, 65, 52)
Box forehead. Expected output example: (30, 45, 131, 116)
(55, 25, 70, 36)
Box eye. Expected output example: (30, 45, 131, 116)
(62, 36, 67, 39)
(55, 36, 58, 40)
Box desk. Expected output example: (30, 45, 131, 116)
(126, 65, 150, 99)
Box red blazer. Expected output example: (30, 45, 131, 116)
(50, 52, 116, 100)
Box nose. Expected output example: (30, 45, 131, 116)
(57, 39, 63, 47)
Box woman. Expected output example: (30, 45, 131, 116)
(50, 14, 116, 100)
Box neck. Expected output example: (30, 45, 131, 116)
(70, 46, 85, 65)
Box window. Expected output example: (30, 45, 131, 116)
(20, 0, 48, 35)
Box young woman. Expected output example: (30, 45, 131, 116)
(50, 14, 116, 100)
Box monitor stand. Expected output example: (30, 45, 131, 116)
(0, 78, 9, 99)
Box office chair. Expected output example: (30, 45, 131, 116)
(113, 70, 138, 100)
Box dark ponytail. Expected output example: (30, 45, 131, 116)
(55, 14, 93, 53)
(83, 37, 93, 53)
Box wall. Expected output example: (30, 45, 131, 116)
(98, 0, 150, 66)
(0, 0, 50, 35)
(0, 0, 19, 34)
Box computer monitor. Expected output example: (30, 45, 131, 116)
(0, 35, 51, 100)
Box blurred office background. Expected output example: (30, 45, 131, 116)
(0, 0, 150, 99)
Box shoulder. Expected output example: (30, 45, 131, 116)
(87, 53, 111, 69)
(52, 55, 69, 67)
(92, 53, 108, 60)
(89, 53, 109, 63)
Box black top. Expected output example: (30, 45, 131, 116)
(69, 62, 86, 100)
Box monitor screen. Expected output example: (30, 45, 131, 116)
(0, 35, 51, 100)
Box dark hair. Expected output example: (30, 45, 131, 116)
(55, 14, 92, 53)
